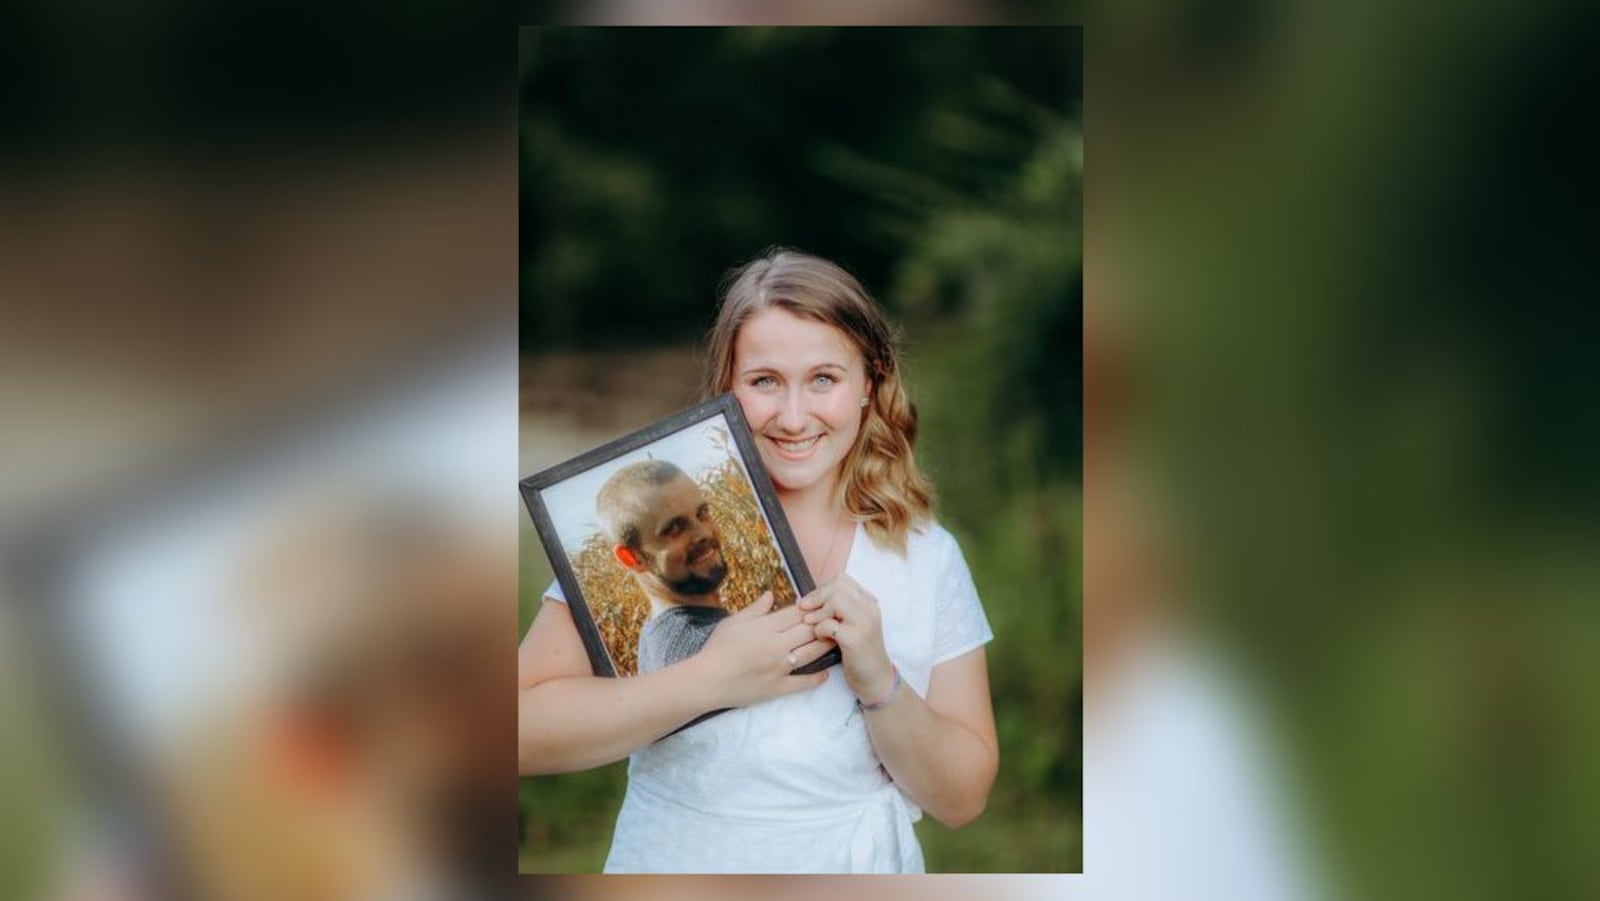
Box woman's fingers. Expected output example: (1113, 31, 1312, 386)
(779, 620, 817, 650)
(794, 577, 887, 664)
(735, 590, 776, 617)
(831, 579, 875, 618)
(814, 617, 849, 642)
(763, 603, 804, 631)
(801, 580, 881, 624)
(801, 589, 835, 624)
(788, 637, 837, 668)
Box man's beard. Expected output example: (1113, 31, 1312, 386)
(661, 539, 727, 596)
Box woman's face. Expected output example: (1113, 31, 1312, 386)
(731, 307, 869, 498)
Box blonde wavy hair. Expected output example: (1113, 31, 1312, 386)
(701, 248, 934, 553)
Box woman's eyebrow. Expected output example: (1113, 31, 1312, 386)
(737, 361, 849, 376)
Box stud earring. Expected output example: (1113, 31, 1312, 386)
(859, 396, 869, 408)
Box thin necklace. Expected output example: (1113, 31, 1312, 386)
(816, 515, 851, 582)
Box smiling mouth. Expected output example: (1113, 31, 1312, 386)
(770, 434, 822, 454)
(687, 541, 722, 565)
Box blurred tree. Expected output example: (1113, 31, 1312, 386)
(519, 26, 1079, 350)
(880, 99, 1083, 872)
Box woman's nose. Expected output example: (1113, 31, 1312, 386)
(778, 387, 807, 432)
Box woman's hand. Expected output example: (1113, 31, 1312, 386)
(799, 575, 895, 703)
(690, 591, 832, 708)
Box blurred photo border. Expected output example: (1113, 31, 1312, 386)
(520, 392, 832, 688)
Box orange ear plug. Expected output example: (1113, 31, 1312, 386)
(615, 546, 640, 568)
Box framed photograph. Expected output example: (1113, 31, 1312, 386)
(520, 393, 837, 690)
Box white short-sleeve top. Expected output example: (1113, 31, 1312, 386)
(543, 520, 993, 873)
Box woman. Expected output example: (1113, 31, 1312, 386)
(518, 248, 997, 873)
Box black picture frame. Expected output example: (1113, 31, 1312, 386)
(520, 393, 838, 712)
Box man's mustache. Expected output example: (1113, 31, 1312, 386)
(686, 537, 721, 564)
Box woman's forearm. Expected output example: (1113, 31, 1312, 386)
(862, 686, 998, 827)
(518, 660, 723, 775)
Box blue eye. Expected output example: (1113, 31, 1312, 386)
(750, 375, 777, 389)
(812, 373, 838, 387)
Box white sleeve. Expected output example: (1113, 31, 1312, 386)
(543, 578, 567, 604)
(931, 529, 994, 666)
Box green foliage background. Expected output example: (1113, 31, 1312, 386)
(519, 26, 1081, 873)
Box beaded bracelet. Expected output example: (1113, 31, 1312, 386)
(857, 666, 902, 712)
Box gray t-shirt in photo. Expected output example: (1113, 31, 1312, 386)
(637, 605, 729, 673)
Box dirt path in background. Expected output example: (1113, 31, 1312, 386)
(519, 345, 703, 476)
